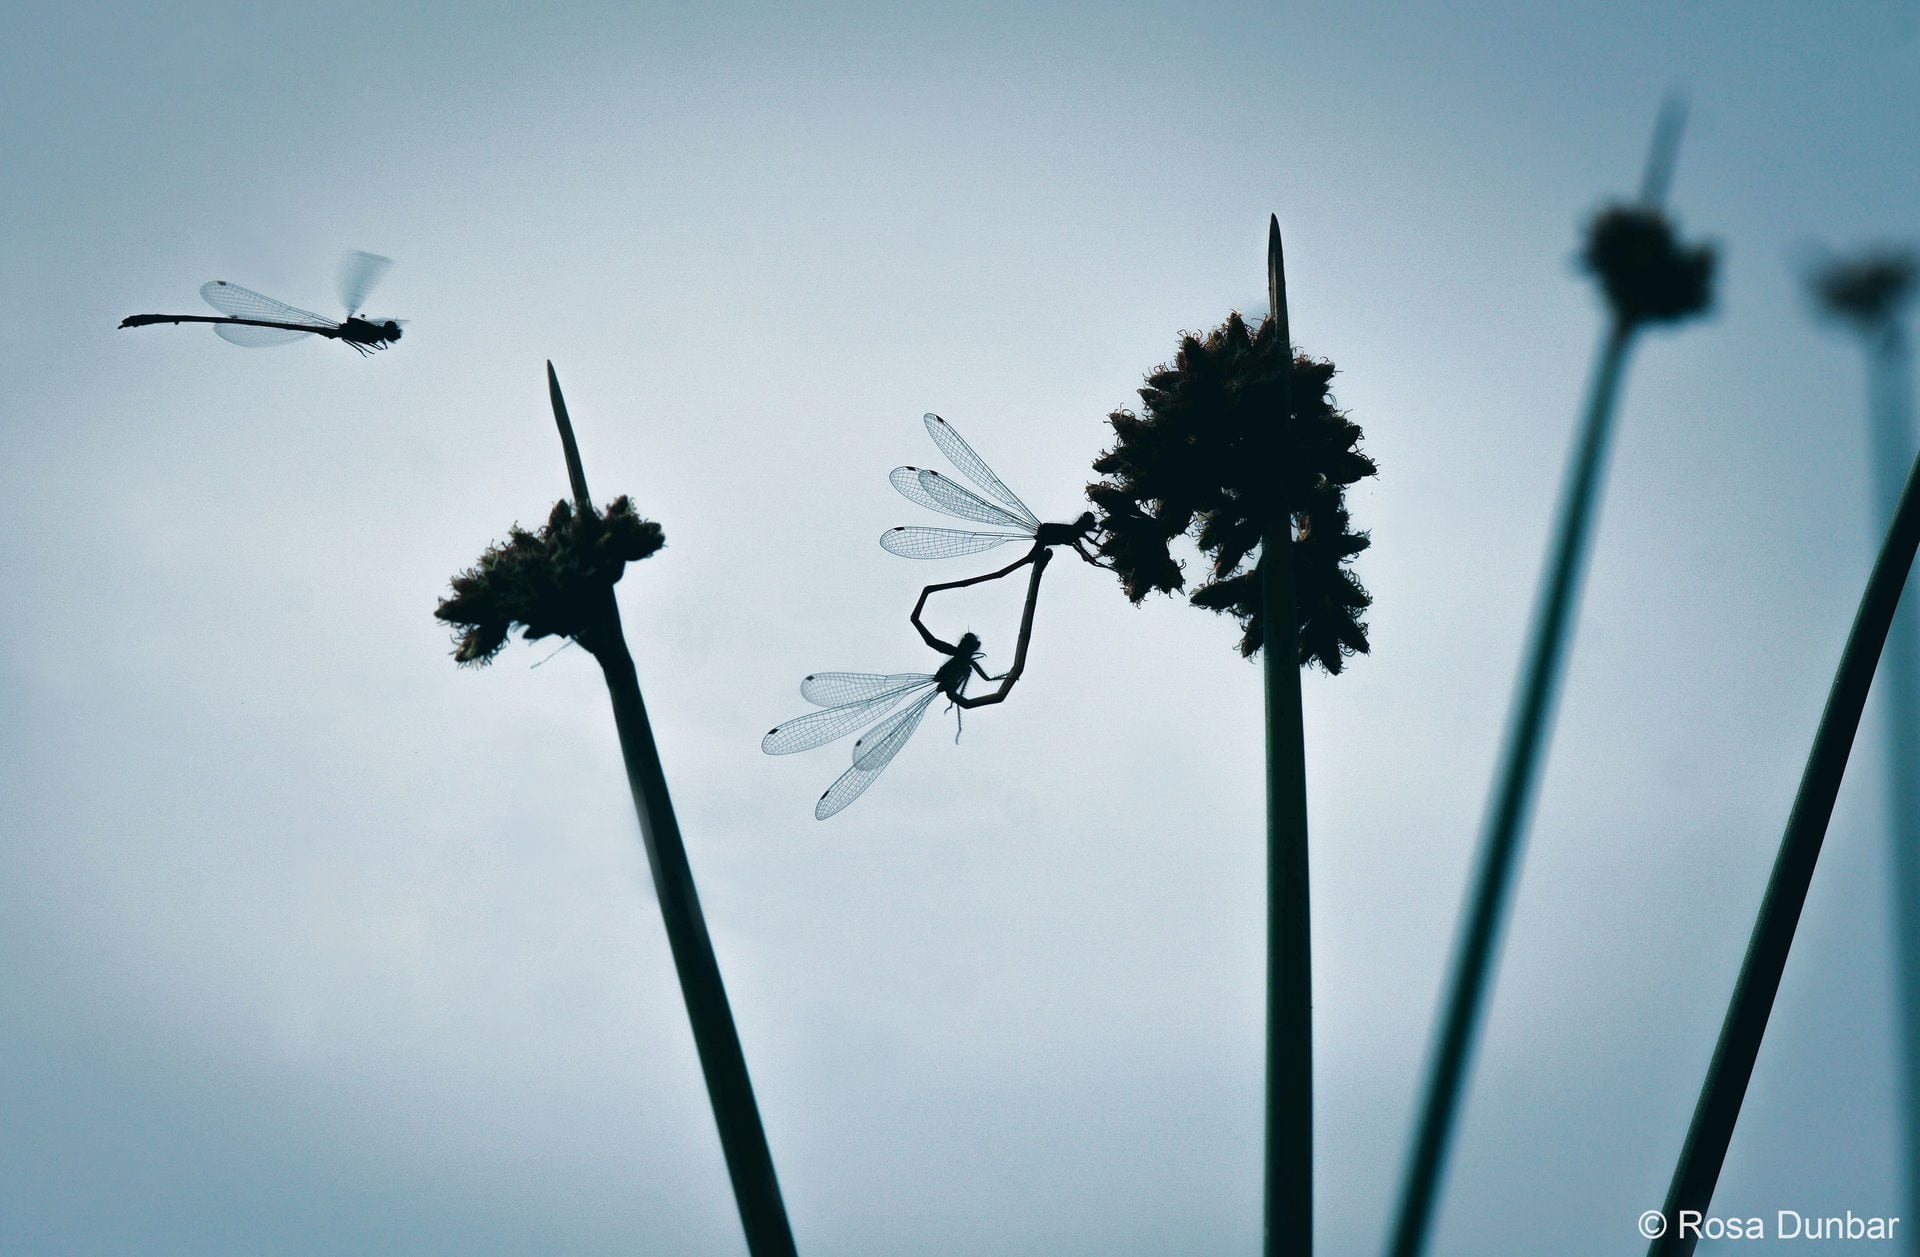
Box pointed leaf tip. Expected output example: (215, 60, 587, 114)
(1639, 93, 1690, 207)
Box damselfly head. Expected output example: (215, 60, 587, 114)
(954, 631, 983, 659)
(382, 320, 403, 342)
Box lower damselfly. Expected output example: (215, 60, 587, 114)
(764, 551, 1053, 819)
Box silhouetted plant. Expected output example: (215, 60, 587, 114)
(1649, 437, 1920, 1257)
(1088, 310, 1376, 671)
(1810, 248, 1916, 334)
(1081, 220, 1358, 1254)
(1389, 98, 1715, 1257)
(1582, 205, 1715, 326)
(1806, 242, 1920, 1239)
(439, 364, 796, 1257)
(436, 496, 663, 664)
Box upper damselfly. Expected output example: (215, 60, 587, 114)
(120, 251, 405, 355)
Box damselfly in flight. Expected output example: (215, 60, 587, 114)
(120, 251, 405, 355)
(764, 551, 1053, 819)
(882, 413, 1100, 565)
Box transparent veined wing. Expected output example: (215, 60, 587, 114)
(889, 467, 1034, 530)
(879, 526, 1028, 560)
(213, 323, 316, 347)
(816, 690, 939, 819)
(762, 681, 931, 755)
(799, 672, 931, 707)
(200, 280, 336, 328)
(851, 691, 938, 770)
(923, 414, 1039, 527)
(339, 250, 393, 316)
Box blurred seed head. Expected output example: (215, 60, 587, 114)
(1806, 246, 1917, 335)
(435, 496, 665, 666)
(1582, 205, 1716, 327)
(1086, 311, 1375, 672)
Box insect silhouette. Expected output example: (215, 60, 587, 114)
(881, 412, 1097, 649)
(882, 413, 1100, 564)
(763, 551, 1053, 819)
(120, 251, 405, 355)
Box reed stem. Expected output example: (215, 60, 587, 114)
(1263, 214, 1313, 1257)
(1385, 319, 1634, 1257)
(548, 363, 798, 1257)
(1864, 328, 1920, 1235)
(1648, 435, 1920, 1256)
(1386, 99, 1697, 1257)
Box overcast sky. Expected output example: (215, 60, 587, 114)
(3, 2, 1918, 1253)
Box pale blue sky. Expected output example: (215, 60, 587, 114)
(3, 2, 1918, 1253)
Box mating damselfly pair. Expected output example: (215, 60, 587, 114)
(764, 413, 1098, 818)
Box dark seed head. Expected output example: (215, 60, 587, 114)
(1086, 311, 1376, 672)
(1582, 205, 1715, 327)
(435, 495, 665, 666)
(1807, 247, 1917, 334)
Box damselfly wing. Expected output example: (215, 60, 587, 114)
(199, 281, 339, 346)
(762, 639, 986, 819)
(881, 414, 1097, 561)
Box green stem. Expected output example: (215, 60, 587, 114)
(1263, 214, 1313, 1257)
(1649, 438, 1920, 1257)
(1386, 320, 1636, 1257)
(549, 364, 798, 1257)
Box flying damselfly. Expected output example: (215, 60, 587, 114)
(764, 550, 1054, 820)
(882, 413, 1100, 564)
(120, 251, 405, 355)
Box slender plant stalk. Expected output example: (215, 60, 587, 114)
(1385, 99, 1691, 1257)
(1649, 437, 1920, 1256)
(1262, 214, 1313, 1257)
(1386, 319, 1633, 1257)
(547, 362, 799, 1257)
(1864, 326, 1920, 1233)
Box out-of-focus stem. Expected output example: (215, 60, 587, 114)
(1385, 320, 1635, 1257)
(1866, 328, 1920, 1243)
(1387, 98, 1693, 1257)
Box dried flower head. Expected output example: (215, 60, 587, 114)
(436, 496, 664, 665)
(1808, 248, 1917, 334)
(1582, 205, 1716, 326)
(1087, 311, 1375, 672)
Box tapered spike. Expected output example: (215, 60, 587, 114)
(1638, 93, 1688, 209)
(547, 361, 595, 515)
(1268, 215, 1290, 343)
